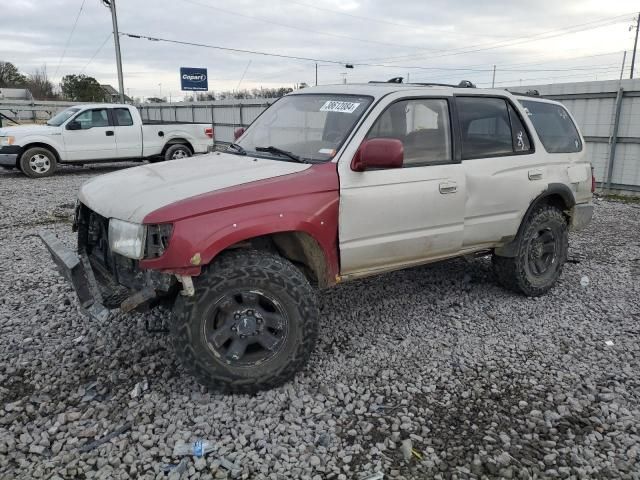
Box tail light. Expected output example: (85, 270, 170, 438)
(591, 166, 596, 193)
(234, 127, 245, 140)
(205, 127, 214, 139)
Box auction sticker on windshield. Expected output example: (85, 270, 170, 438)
(320, 100, 361, 114)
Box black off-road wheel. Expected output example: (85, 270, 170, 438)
(493, 204, 568, 297)
(19, 147, 57, 178)
(171, 250, 319, 393)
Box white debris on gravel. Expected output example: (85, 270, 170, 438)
(1, 164, 640, 479)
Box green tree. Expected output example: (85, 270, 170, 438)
(60, 74, 105, 102)
(0, 61, 27, 88)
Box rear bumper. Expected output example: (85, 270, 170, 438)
(38, 231, 164, 321)
(570, 203, 594, 231)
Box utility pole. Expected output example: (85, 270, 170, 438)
(631, 13, 639, 79)
(315, 63, 318, 86)
(491, 65, 496, 88)
(103, 0, 125, 103)
(620, 51, 627, 80)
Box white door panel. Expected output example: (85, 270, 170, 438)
(114, 126, 141, 158)
(112, 107, 142, 158)
(340, 165, 465, 274)
(62, 108, 115, 161)
(462, 157, 547, 246)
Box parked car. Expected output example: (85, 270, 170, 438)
(40, 81, 594, 393)
(0, 104, 213, 178)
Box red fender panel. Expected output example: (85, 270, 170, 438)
(140, 162, 340, 282)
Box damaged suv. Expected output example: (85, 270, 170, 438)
(41, 81, 594, 393)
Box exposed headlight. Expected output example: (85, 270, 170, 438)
(0, 136, 15, 146)
(109, 219, 146, 259)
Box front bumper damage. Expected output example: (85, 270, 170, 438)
(39, 231, 168, 321)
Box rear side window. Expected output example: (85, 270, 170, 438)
(519, 100, 582, 153)
(114, 108, 133, 126)
(457, 97, 532, 159)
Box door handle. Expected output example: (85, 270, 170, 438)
(528, 169, 543, 180)
(439, 182, 457, 194)
(105, 130, 114, 136)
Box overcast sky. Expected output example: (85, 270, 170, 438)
(2, 0, 638, 99)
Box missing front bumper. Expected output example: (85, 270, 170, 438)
(38, 231, 161, 321)
(39, 231, 110, 321)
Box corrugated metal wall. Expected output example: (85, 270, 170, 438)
(138, 99, 275, 144)
(520, 78, 640, 192)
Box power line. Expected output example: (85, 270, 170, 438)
(121, 32, 351, 65)
(121, 32, 633, 82)
(80, 33, 112, 73)
(358, 12, 635, 64)
(180, 0, 427, 51)
(53, 0, 87, 78)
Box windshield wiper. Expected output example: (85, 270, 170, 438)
(227, 143, 247, 155)
(255, 146, 306, 163)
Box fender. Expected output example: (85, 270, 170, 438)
(16, 133, 65, 160)
(140, 162, 340, 282)
(495, 183, 576, 257)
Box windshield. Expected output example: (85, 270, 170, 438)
(47, 107, 81, 126)
(237, 94, 373, 162)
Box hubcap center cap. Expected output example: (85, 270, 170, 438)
(236, 315, 258, 335)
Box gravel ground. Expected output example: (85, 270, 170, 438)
(1, 164, 639, 480)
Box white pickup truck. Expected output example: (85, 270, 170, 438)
(0, 104, 213, 178)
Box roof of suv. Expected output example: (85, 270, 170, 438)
(289, 83, 555, 104)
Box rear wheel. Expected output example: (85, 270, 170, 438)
(171, 250, 319, 393)
(19, 147, 57, 178)
(164, 144, 192, 161)
(493, 205, 568, 296)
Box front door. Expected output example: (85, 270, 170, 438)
(63, 108, 116, 161)
(338, 96, 465, 276)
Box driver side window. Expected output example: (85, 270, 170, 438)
(73, 109, 109, 130)
(366, 98, 452, 167)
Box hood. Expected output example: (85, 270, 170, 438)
(78, 152, 311, 223)
(0, 124, 61, 137)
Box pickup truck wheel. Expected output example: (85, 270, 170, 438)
(493, 205, 568, 297)
(165, 144, 192, 161)
(19, 147, 57, 178)
(171, 250, 319, 393)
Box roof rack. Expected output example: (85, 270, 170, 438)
(505, 88, 541, 97)
(368, 78, 476, 88)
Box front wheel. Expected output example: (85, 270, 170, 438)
(493, 204, 568, 296)
(171, 250, 319, 393)
(164, 144, 192, 161)
(19, 147, 57, 178)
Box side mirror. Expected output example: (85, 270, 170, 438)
(351, 138, 404, 172)
(66, 121, 81, 131)
(234, 127, 245, 140)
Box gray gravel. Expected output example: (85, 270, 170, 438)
(1, 164, 640, 480)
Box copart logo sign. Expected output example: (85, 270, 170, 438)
(180, 67, 209, 91)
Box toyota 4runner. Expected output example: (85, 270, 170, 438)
(40, 81, 594, 393)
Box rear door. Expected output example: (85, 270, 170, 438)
(112, 107, 142, 158)
(62, 108, 116, 161)
(338, 94, 466, 276)
(455, 95, 541, 247)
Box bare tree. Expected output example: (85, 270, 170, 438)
(25, 66, 57, 100)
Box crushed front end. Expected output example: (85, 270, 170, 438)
(39, 203, 176, 320)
